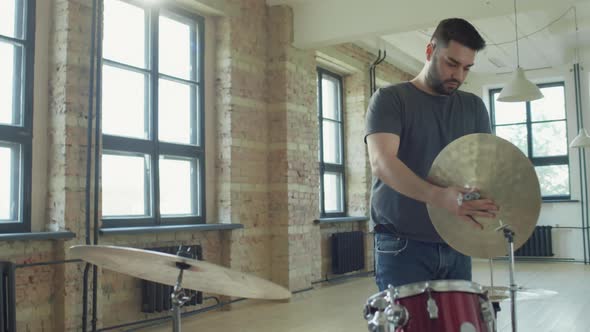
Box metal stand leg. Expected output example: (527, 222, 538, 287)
(172, 302, 182, 332)
(489, 258, 494, 292)
(171, 259, 191, 332)
(497, 224, 518, 332)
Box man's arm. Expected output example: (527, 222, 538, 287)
(366, 132, 498, 225)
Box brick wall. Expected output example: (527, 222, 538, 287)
(315, 44, 413, 281)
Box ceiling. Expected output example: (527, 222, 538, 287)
(266, 0, 590, 75)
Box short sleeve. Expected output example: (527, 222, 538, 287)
(364, 87, 403, 143)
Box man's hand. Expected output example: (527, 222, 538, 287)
(430, 186, 499, 229)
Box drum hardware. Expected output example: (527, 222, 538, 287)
(425, 287, 439, 319)
(364, 280, 495, 331)
(367, 310, 390, 332)
(171, 261, 190, 332)
(367, 296, 392, 332)
(386, 303, 409, 328)
(488, 258, 495, 298)
(384, 285, 409, 328)
(170, 246, 194, 332)
(495, 221, 519, 332)
(479, 296, 497, 332)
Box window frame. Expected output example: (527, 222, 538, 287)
(317, 67, 347, 217)
(489, 81, 570, 201)
(100, 1, 205, 228)
(0, 0, 35, 233)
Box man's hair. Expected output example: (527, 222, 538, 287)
(431, 18, 486, 51)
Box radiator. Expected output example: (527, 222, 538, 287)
(515, 226, 554, 257)
(0, 262, 15, 332)
(141, 246, 203, 313)
(332, 231, 365, 274)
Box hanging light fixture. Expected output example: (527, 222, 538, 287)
(497, 0, 544, 102)
(571, 129, 590, 148)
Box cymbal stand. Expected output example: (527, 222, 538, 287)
(171, 263, 191, 332)
(171, 246, 193, 332)
(489, 258, 495, 293)
(496, 223, 518, 332)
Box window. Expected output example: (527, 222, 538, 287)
(317, 68, 346, 217)
(490, 83, 570, 200)
(101, 0, 204, 227)
(0, 0, 35, 232)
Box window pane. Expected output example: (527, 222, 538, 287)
(531, 86, 565, 122)
(103, 0, 146, 68)
(494, 124, 527, 155)
(0, 146, 12, 220)
(535, 165, 569, 197)
(159, 15, 192, 80)
(159, 157, 198, 216)
(323, 172, 343, 213)
(493, 93, 526, 125)
(102, 153, 149, 217)
(158, 78, 194, 144)
(0, 42, 24, 126)
(532, 121, 567, 157)
(321, 75, 340, 121)
(102, 65, 148, 139)
(0, 0, 24, 39)
(0, 143, 20, 222)
(322, 120, 342, 164)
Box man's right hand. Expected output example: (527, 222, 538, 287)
(429, 186, 499, 229)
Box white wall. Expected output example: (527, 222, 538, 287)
(462, 50, 590, 260)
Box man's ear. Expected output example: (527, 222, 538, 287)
(426, 42, 435, 61)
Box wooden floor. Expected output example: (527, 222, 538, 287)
(143, 260, 590, 332)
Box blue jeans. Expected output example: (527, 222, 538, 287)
(374, 233, 472, 291)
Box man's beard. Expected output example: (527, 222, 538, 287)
(426, 55, 461, 95)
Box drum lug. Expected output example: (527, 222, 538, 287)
(479, 297, 497, 332)
(425, 288, 439, 319)
(367, 310, 391, 332)
(386, 303, 409, 328)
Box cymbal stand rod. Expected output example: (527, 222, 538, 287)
(489, 258, 494, 293)
(171, 268, 190, 332)
(503, 227, 518, 332)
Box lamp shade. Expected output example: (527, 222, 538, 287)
(571, 128, 590, 148)
(497, 67, 544, 102)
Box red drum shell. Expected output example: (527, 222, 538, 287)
(395, 290, 488, 332)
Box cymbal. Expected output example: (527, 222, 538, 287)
(70, 245, 291, 300)
(427, 134, 541, 258)
(483, 285, 558, 302)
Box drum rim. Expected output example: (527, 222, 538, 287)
(368, 280, 484, 302)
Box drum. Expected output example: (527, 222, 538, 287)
(364, 280, 496, 332)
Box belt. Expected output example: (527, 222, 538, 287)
(374, 224, 395, 234)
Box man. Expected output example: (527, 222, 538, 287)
(365, 18, 500, 291)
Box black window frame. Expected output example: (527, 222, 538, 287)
(317, 68, 347, 218)
(489, 81, 570, 201)
(100, 0, 205, 228)
(0, 0, 35, 233)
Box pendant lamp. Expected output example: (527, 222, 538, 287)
(497, 0, 544, 102)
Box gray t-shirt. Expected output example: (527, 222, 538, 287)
(365, 82, 491, 243)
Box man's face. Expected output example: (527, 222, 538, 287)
(426, 40, 476, 95)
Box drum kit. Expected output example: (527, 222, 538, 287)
(70, 133, 555, 332)
(363, 134, 556, 332)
